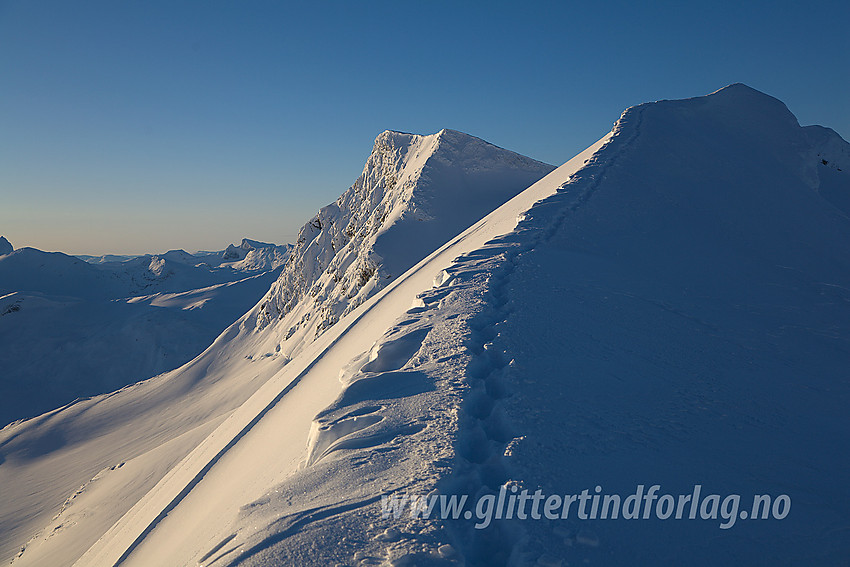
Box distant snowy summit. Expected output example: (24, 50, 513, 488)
(254, 128, 554, 347)
(218, 238, 292, 271)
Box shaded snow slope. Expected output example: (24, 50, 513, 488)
(0, 236, 12, 256)
(450, 83, 850, 565)
(0, 271, 279, 426)
(0, 243, 287, 425)
(0, 130, 552, 565)
(0, 248, 130, 301)
(804, 124, 850, 216)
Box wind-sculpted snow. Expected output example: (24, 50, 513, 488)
(254, 129, 553, 350)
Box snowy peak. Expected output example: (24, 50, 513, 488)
(625, 83, 850, 209)
(239, 238, 275, 251)
(74, 240, 289, 272)
(219, 239, 291, 271)
(154, 249, 197, 266)
(222, 243, 246, 260)
(703, 85, 850, 203)
(651, 83, 802, 139)
(0, 236, 12, 256)
(222, 238, 280, 259)
(550, 82, 850, 282)
(707, 81, 789, 104)
(431, 127, 547, 171)
(254, 128, 553, 351)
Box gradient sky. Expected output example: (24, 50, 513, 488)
(1, 0, 848, 255)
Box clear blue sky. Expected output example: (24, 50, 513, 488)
(2, 0, 848, 255)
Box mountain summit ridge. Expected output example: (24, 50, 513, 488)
(253, 128, 554, 353)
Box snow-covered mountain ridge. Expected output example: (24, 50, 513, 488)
(218, 239, 292, 271)
(254, 128, 553, 352)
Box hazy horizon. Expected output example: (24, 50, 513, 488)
(0, 234, 302, 258)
